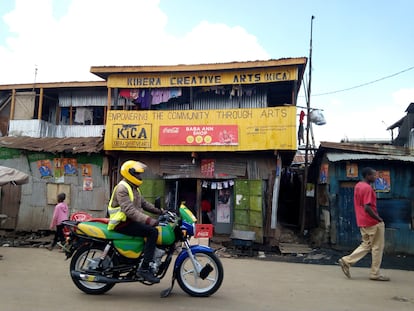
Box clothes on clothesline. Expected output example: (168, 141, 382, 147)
(75, 108, 93, 124)
(119, 88, 182, 108)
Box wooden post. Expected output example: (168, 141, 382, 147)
(37, 88, 43, 120)
(10, 89, 16, 120)
(55, 105, 61, 125)
(300, 16, 315, 234)
(107, 87, 111, 110)
(69, 105, 73, 125)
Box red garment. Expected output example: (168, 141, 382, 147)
(201, 200, 212, 212)
(299, 110, 305, 123)
(353, 181, 380, 227)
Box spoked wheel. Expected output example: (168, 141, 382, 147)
(176, 251, 223, 297)
(70, 244, 117, 295)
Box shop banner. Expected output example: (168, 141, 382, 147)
(108, 67, 298, 88)
(159, 125, 238, 146)
(104, 106, 296, 152)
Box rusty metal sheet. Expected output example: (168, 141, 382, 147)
(327, 152, 414, 163)
(319, 141, 410, 156)
(0, 136, 103, 154)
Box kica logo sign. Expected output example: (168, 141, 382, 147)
(111, 124, 152, 148)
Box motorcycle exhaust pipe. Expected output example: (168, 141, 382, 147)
(71, 271, 122, 284)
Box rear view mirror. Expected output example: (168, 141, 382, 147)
(154, 197, 161, 209)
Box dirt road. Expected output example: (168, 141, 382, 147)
(0, 247, 413, 311)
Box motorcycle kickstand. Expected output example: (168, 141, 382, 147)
(160, 274, 176, 298)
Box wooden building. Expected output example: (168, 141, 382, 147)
(91, 58, 307, 243)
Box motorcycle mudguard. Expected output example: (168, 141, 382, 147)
(174, 245, 214, 270)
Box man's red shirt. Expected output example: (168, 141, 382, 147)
(353, 181, 380, 227)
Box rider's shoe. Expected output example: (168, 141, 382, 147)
(137, 268, 160, 284)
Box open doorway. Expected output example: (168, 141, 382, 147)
(164, 178, 219, 226)
(165, 179, 197, 214)
(201, 187, 215, 225)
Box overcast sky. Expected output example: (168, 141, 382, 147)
(1, 0, 413, 143)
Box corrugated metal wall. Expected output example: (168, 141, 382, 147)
(0, 154, 109, 231)
(8, 119, 104, 138)
(330, 160, 414, 254)
(164, 89, 267, 111)
(59, 90, 112, 107)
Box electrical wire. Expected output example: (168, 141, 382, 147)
(312, 65, 414, 96)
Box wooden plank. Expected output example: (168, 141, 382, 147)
(279, 243, 312, 254)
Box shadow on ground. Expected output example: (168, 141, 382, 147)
(213, 237, 414, 271)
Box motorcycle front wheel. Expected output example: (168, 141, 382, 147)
(176, 250, 224, 297)
(70, 244, 117, 295)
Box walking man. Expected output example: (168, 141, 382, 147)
(338, 167, 390, 281)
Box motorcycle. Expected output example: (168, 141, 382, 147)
(61, 202, 224, 297)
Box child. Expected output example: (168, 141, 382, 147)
(48, 193, 69, 251)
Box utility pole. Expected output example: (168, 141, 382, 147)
(300, 15, 315, 234)
(33, 65, 38, 91)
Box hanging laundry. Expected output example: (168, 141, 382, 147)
(298, 110, 305, 145)
(61, 107, 70, 124)
(151, 89, 171, 105)
(244, 86, 255, 96)
(170, 88, 182, 98)
(133, 89, 151, 109)
(75, 107, 93, 124)
(120, 89, 139, 100)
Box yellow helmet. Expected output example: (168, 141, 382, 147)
(120, 160, 147, 186)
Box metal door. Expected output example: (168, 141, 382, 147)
(0, 183, 22, 229)
(233, 179, 263, 243)
(337, 182, 360, 247)
(214, 187, 233, 234)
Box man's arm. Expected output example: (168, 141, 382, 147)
(364, 204, 383, 222)
(141, 197, 162, 215)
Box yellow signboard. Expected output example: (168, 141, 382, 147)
(108, 67, 298, 88)
(104, 107, 297, 152)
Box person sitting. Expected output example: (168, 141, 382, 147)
(107, 160, 163, 283)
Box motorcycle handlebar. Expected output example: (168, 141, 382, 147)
(158, 211, 177, 224)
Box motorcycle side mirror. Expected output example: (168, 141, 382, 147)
(154, 197, 161, 209)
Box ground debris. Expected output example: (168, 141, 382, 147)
(1, 231, 52, 248)
(391, 296, 411, 303)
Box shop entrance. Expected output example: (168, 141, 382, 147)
(165, 178, 234, 234)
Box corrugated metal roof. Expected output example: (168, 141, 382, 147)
(326, 152, 414, 163)
(0, 81, 106, 90)
(0, 136, 103, 154)
(90, 57, 308, 79)
(319, 141, 410, 156)
(292, 152, 314, 165)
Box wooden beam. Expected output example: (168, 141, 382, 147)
(69, 106, 73, 125)
(55, 105, 61, 125)
(107, 87, 111, 111)
(38, 88, 44, 120)
(10, 89, 16, 120)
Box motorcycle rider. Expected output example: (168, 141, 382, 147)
(107, 160, 163, 284)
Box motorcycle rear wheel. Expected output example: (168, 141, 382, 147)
(176, 250, 223, 297)
(70, 244, 117, 295)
